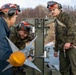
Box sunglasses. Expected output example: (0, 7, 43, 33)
(16, 23, 31, 32)
(21, 24, 31, 32)
(47, 1, 57, 8)
(7, 9, 19, 17)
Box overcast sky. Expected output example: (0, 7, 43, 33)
(0, 0, 76, 8)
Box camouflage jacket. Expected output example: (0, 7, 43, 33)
(54, 11, 76, 52)
(9, 26, 34, 50)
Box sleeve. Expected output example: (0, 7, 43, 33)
(53, 41, 58, 52)
(63, 14, 75, 44)
(28, 33, 35, 41)
(53, 20, 59, 52)
(0, 26, 11, 60)
(9, 27, 17, 43)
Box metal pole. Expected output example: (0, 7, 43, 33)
(34, 18, 44, 75)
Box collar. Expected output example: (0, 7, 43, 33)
(57, 10, 63, 20)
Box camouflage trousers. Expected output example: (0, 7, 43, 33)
(59, 47, 76, 75)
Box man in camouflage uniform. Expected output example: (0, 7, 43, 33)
(47, 1, 76, 75)
(9, 21, 34, 75)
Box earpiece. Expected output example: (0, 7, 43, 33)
(8, 9, 16, 17)
(58, 3, 62, 9)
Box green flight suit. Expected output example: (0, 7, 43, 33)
(54, 11, 76, 75)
